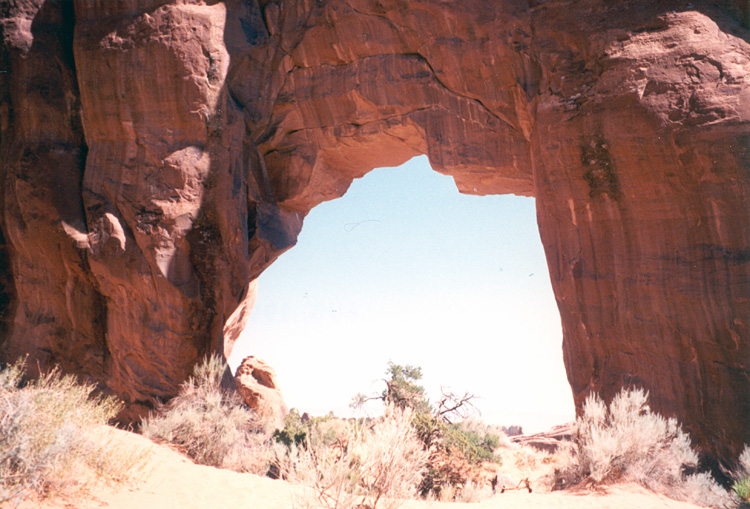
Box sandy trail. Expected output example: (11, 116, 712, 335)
(18, 429, 704, 509)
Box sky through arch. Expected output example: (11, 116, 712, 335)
(230, 155, 574, 433)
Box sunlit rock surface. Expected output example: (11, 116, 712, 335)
(235, 355, 287, 430)
(0, 0, 747, 464)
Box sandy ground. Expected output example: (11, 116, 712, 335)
(15, 428, 706, 509)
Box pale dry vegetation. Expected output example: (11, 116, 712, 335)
(134, 358, 746, 509)
(141, 356, 429, 508)
(140, 359, 500, 508)
(140, 354, 275, 474)
(282, 406, 428, 509)
(1, 349, 744, 509)
(0, 358, 148, 506)
(553, 388, 735, 508)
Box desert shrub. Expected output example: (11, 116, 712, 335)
(443, 420, 502, 464)
(455, 479, 492, 502)
(0, 357, 143, 504)
(357, 406, 429, 508)
(677, 472, 736, 508)
(555, 388, 731, 507)
(273, 409, 311, 448)
(286, 405, 428, 509)
(419, 445, 476, 499)
(285, 438, 359, 509)
(0, 358, 25, 390)
(353, 362, 502, 501)
(416, 422, 501, 500)
(732, 445, 750, 508)
(141, 354, 272, 473)
(734, 478, 750, 507)
(574, 388, 697, 485)
(274, 409, 349, 451)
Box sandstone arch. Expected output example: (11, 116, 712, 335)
(0, 0, 748, 467)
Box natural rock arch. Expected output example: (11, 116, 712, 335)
(0, 0, 748, 467)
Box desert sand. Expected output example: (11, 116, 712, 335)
(14, 428, 705, 509)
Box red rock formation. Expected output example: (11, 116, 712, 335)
(235, 355, 287, 430)
(0, 0, 747, 466)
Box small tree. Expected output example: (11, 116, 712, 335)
(434, 388, 479, 424)
(352, 362, 431, 414)
(351, 362, 500, 500)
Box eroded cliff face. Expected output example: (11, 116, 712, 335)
(0, 0, 748, 465)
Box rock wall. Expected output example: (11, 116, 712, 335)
(0, 0, 747, 465)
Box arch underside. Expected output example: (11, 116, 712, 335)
(0, 0, 748, 467)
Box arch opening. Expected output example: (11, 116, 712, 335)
(230, 155, 574, 433)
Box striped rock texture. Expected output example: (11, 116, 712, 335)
(0, 0, 747, 466)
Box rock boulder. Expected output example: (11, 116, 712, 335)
(235, 356, 288, 430)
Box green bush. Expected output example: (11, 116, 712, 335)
(442, 421, 501, 464)
(273, 409, 347, 451)
(273, 410, 309, 448)
(0, 357, 142, 504)
(732, 445, 750, 508)
(734, 477, 750, 505)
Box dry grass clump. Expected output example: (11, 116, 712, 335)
(286, 439, 359, 509)
(0, 357, 146, 505)
(554, 388, 733, 508)
(140, 354, 273, 474)
(355, 406, 429, 508)
(509, 445, 562, 492)
(283, 405, 428, 509)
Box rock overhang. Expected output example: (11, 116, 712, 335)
(0, 0, 747, 468)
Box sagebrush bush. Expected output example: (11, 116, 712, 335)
(284, 405, 428, 509)
(0, 358, 144, 504)
(140, 354, 272, 474)
(282, 438, 355, 508)
(555, 388, 731, 507)
(355, 405, 429, 509)
(575, 388, 697, 485)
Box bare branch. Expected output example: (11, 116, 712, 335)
(434, 387, 479, 424)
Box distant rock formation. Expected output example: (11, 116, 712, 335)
(0, 0, 747, 466)
(235, 356, 287, 430)
(511, 424, 574, 454)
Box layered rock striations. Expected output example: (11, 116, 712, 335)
(0, 0, 747, 465)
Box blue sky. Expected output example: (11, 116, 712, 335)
(229, 155, 574, 432)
